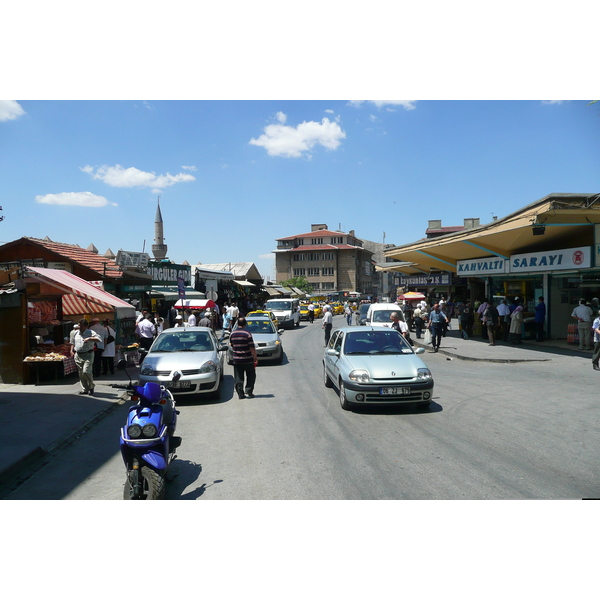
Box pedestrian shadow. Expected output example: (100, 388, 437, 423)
(166, 459, 224, 499)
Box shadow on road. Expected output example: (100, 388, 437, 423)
(166, 459, 224, 499)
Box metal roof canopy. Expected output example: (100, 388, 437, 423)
(383, 193, 600, 274)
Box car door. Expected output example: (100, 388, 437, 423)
(325, 330, 341, 380)
(330, 331, 344, 382)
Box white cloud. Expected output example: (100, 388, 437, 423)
(249, 117, 346, 158)
(259, 253, 274, 259)
(350, 100, 417, 110)
(35, 192, 116, 207)
(0, 100, 25, 122)
(81, 164, 196, 188)
(542, 100, 566, 105)
(325, 109, 334, 114)
(181, 165, 197, 171)
(276, 111, 287, 123)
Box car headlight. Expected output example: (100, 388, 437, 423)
(417, 368, 432, 380)
(142, 424, 157, 438)
(140, 364, 155, 376)
(349, 369, 370, 383)
(199, 360, 218, 373)
(127, 424, 142, 438)
(267, 340, 281, 347)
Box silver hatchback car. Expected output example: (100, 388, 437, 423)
(323, 326, 434, 411)
(138, 327, 227, 398)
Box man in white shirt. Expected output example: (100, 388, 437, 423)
(89, 317, 107, 377)
(497, 299, 511, 341)
(186, 310, 197, 327)
(72, 319, 102, 395)
(228, 303, 240, 328)
(322, 306, 333, 346)
(136, 315, 156, 353)
(572, 298, 594, 350)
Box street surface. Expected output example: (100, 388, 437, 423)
(7, 315, 600, 499)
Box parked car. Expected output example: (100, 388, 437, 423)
(365, 303, 405, 327)
(323, 326, 433, 411)
(331, 302, 344, 315)
(227, 316, 284, 364)
(139, 327, 227, 398)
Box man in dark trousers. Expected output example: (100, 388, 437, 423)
(229, 317, 258, 399)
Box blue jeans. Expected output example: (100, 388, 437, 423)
(430, 324, 443, 348)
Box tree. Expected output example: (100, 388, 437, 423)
(279, 276, 312, 293)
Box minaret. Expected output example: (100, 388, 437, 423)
(152, 195, 168, 260)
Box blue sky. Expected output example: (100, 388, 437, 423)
(1, 99, 598, 280)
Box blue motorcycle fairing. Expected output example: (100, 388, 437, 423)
(128, 404, 164, 427)
(133, 381, 163, 403)
(141, 449, 168, 471)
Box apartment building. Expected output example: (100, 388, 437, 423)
(274, 224, 374, 297)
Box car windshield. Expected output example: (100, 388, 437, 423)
(371, 309, 399, 323)
(245, 320, 276, 334)
(266, 302, 292, 311)
(343, 330, 412, 355)
(359, 304, 370, 316)
(151, 331, 214, 353)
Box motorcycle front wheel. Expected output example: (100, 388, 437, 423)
(123, 466, 165, 500)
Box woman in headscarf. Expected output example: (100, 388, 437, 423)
(509, 304, 524, 345)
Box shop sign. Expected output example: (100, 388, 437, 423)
(48, 261, 73, 272)
(122, 285, 151, 292)
(116, 250, 150, 268)
(509, 246, 591, 273)
(148, 262, 191, 285)
(399, 273, 451, 286)
(456, 257, 507, 276)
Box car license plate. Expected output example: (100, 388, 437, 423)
(170, 380, 191, 389)
(380, 387, 410, 395)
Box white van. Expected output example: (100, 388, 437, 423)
(365, 303, 405, 327)
(264, 298, 301, 329)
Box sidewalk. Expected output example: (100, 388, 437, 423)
(412, 327, 593, 363)
(0, 367, 137, 496)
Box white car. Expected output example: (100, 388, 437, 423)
(365, 303, 405, 327)
(138, 327, 227, 399)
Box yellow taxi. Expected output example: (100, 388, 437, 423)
(299, 304, 322, 320)
(247, 310, 279, 329)
(331, 302, 344, 315)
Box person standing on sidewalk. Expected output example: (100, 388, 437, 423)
(483, 299, 499, 346)
(307, 302, 315, 324)
(72, 319, 102, 395)
(497, 299, 511, 341)
(534, 297, 546, 342)
(592, 311, 600, 370)
(229, 317, 258, 399)
(89, 318, 107, 377)
(413, 305, 424, 338)
(101, 320, 116, 375)
(458, 301, 473, 340)
(572, 298, 594, 351)
(322, 306, 333, 346)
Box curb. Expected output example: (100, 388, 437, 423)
(0, 395, 127, 499)
(412, 340, 551, 363)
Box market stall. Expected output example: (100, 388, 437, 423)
(20, 267, 136, 383)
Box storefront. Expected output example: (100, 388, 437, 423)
(0, 266, 136, 384)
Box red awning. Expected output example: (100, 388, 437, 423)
(174, 299, 217, 310)
(25, 266, 135, 318)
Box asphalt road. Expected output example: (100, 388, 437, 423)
(7, 315, 600, 499)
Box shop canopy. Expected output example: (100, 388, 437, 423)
(173, 299, 217, 310)
(25, 266, 136, 319)
(383, 193, 600, 276)
(151, 286, 205, 301)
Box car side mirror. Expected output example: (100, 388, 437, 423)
(278, 329, 285, 334)
(219, 345, 228, 352)
(415, 347, 425, 354)
(326, 348, 339, 357)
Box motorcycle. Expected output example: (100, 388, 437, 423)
(114, 359, 182, 500)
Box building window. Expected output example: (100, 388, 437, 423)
(331, 236, 343, 244)
(322, 267, 334, 276)
(307, 267, 319, 276)
(293, 254, 305, 262)
(312, 282, 320, 290)
(311, 237, 323, 245)
(322, 252, 334, 261)
(293, 268, 306, 276)
(322, 282, 335, 290)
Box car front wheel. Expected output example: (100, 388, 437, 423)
(339, 380, 351, 411)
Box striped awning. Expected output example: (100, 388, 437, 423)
(25, 266, 135, 318)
